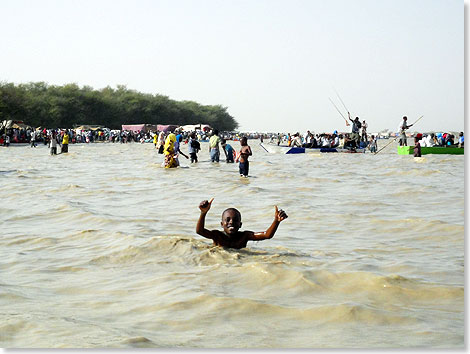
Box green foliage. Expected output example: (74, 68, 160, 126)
(0, 82, 238, 130)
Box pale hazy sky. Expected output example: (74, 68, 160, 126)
(0, 0, 464, 132)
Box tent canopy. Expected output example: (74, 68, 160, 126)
(1, 120, 32, 130)
(122, 124, 145, 132)
(178, 124, 212, 132)
(122, 124, 159, 132)
(75, 125, 104, 131)
(157, 124, 178, 132)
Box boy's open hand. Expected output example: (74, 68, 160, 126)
(274, 206, 288, 222)
(199, 198, 214, 213)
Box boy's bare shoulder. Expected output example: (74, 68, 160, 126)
(241, 230, 255, 239)
(207, 229, 226, 239)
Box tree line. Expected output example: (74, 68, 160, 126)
(0, 82, 239, 131)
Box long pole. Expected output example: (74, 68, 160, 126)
(374, 136, 398, 155)
(328, 98, 350, 126)
(334, 88, 350, 116)
(410, 115, 424, 126)
(333, 88, 352, 126)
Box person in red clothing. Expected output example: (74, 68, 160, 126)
(414, 136, 421, 157)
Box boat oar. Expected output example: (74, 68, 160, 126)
(328, 98, 350, 127)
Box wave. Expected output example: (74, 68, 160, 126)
(148, 293, 416, 326)
(85, 235, 463, 305)
(4, 203, 115, 227)
(368, 217, 464, 236)
(120, 337, 156, 348)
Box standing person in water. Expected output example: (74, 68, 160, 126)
(49, 131, 59, 155)
(157, 130, 165, 154)
(188, 132, 200, 163)
(209, 129, 221, 163)
(413, 136, 422, 157)
(30, 130, 37, 148)
(61, 130, 69, 153)
(174, 135, 189, 166)
(163, 133, 178, 168)
(196, 198, 288, 249)
(237, 136, 252, 177)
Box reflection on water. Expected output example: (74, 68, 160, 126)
(0, 141, 464, 348)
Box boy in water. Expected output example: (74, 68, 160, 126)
(221, 138, 234, 163)
(188, 132, 200, 163)
(196, 198, 288, 249)
(237, 136, 252, 177)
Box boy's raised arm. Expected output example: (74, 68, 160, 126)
(249, 206, 288, 241)
(196, 198, 215, 239)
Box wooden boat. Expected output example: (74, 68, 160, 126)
(260, 143, 366, 154)
(397, 146, 464, 155)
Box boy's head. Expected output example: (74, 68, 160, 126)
(221, 138, 226, 145)
(221, 208, 242, 235)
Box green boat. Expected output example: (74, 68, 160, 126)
(397, 146, 464, 155)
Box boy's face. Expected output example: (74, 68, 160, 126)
(221, 210, 242, 236)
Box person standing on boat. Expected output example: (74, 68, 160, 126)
(348, 114, 361, 145)
(398, 116, 413, 146)
(361, 120, 368, 142)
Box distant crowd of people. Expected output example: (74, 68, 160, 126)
(156, 129, 253, 177)
(1, 117, 463, 162)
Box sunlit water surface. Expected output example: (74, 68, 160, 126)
(0, 141, 464, 348)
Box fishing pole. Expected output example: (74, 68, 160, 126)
(374, 115, 424, 155)
(328, 98, 350, 126)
